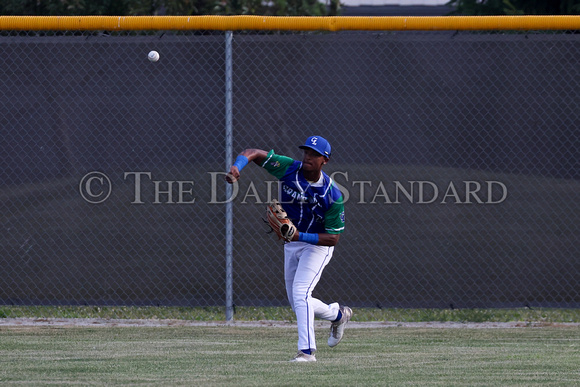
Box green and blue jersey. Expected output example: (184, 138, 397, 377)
(261, 150, 345, 235)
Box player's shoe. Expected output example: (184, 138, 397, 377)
(289, 350, 317, 362)
(328, 305, 353, 348)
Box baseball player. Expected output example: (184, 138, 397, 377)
(226, 135, 351, 362)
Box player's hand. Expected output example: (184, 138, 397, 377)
(225, 166, 240, 184)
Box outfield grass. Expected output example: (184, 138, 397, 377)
(2, 305, 580, 323)
(0, 325, 578, 386)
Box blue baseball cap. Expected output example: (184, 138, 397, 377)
(299, 136, 331, 158)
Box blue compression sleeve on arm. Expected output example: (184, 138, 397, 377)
(298, 232, 319, 245)
(233, 155, 249, 171)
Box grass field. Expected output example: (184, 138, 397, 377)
(3, 305, 580, 323)
(1, 322, 579, 386)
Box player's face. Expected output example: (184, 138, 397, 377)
(302, 148, 328, 173)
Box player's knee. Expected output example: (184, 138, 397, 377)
(292, 292, 309, 308)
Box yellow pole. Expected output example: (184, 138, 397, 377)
(1, 15, 579, 31)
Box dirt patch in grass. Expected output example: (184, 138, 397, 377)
(1, 318, 578, 329)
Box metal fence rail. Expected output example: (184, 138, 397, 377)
(1, 29, 578, 318)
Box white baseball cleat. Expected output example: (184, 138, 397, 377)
(328, 305, 353, 347)
(289, 351, 317, 362)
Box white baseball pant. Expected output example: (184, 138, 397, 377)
(284, 241, 341, 352)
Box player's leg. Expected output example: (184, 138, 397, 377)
(283, 242, 301, 312)
(309, 290, 353, 348)
(290, 244, 334, 353)
(284, 243, 352, 353)
(285, 242, 319, 362)
(312, 300, 340, 321)
(328, 304, 353, 347)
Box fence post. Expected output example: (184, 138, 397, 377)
(224, 30, 234, 322)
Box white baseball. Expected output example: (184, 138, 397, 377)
(148, 50, 159, 62)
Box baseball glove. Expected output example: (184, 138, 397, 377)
(266, 199, 297, 242)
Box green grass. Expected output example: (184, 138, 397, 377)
(0, 325, 578, 386)
(1, 305, 580, 323)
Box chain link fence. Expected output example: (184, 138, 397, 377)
(1, 29, 578, 317)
